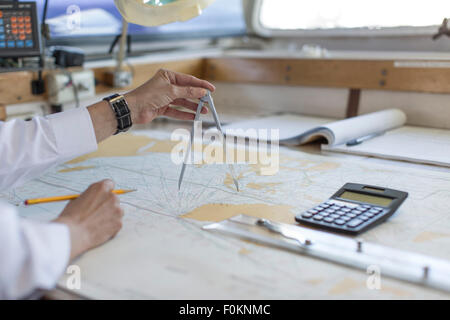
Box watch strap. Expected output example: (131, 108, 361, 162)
(103, 94, 132, 135)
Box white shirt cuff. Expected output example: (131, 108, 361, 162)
(9, 220, 71, 298)
(47, 107, 98, 159)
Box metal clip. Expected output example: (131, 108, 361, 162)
(423, 266, 430, 280)
(256, 219, 312, 246)
(356, 239, 363, 253)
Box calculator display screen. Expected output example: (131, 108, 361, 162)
(340, 191, 393, 207)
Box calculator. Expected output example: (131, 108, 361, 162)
(295, 183, 408, 235)
(0, 1, 40, 58)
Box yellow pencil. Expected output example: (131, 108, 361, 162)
(24, 189, 136, 205)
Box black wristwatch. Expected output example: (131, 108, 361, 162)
(103, 94, 132, 135)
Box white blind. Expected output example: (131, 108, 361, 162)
(260, 0, 450, 30)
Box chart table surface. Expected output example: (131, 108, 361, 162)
(3, 129, 450, 299)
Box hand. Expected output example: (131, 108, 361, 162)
(124, 69, 216, 124)
(53, 179, 124, 260)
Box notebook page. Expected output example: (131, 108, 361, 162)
(220, 114, 333, 141)
(324, 109, 407, 146)
(323, 126, 450, 167)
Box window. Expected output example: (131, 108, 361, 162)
(254, 0, 450, 37)
(33, 0, 246, 40)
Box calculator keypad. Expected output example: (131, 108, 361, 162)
(299, 200, 385, 231)
(0, 9, 34, 50)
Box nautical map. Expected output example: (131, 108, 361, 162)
(2, 130, 450, 299)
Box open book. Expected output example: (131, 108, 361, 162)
(221, 109, 450, 167)
(222, 109, 406, 146)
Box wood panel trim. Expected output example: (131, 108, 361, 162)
(0, 104, 6, 121)
(204, 57, 450, 94)
(4, 56, 450, 107)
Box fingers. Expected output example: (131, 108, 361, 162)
(171, 98, 197, 110)
(58, 179, 124, 259)
(165, 69, 215, 92)
(99, 192, 124, 218)
(172, 85, 208, 100)
(163, 108, 197, 121)
(98, 192, 124, 239)
(89, 179, 115, 194)
(170, 99, 208, 114)
(79, 179, 115, 208)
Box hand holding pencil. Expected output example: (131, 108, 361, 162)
(52, 179, 127, 260)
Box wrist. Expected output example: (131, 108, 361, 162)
(54, 217, 89, 260)
(87, 101, 117, 142)
(124, 92, 140, 123)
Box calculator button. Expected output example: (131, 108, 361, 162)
(313, 215, 324, 221)
(301, 213, 313, 219)
(359, 215, 370, 221)
(320, 211, 330, 217)
(330, 205, 341, 210)
(324, 209, 335, 214)
(341, 208, 351, 213)
(324, 217, 334, 223)
(365, 212, 375, 218)
(351, 209, 363, 214)
(346, 213, 357, 218)
(334, 219, 346, 225)
(335, 210, 346, 216)
(307, 209, 318, 214)
(362, 205, 371, 208)
(347, 218, 364, 228)
(330, 214, 340, 219)
(341, 216, 351, 222)
(373, 207, 383, 211)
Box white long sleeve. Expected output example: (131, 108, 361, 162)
(0, 107, 98, 299)
(0, 204, 70, 299)
(0, 107, 97, 192)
